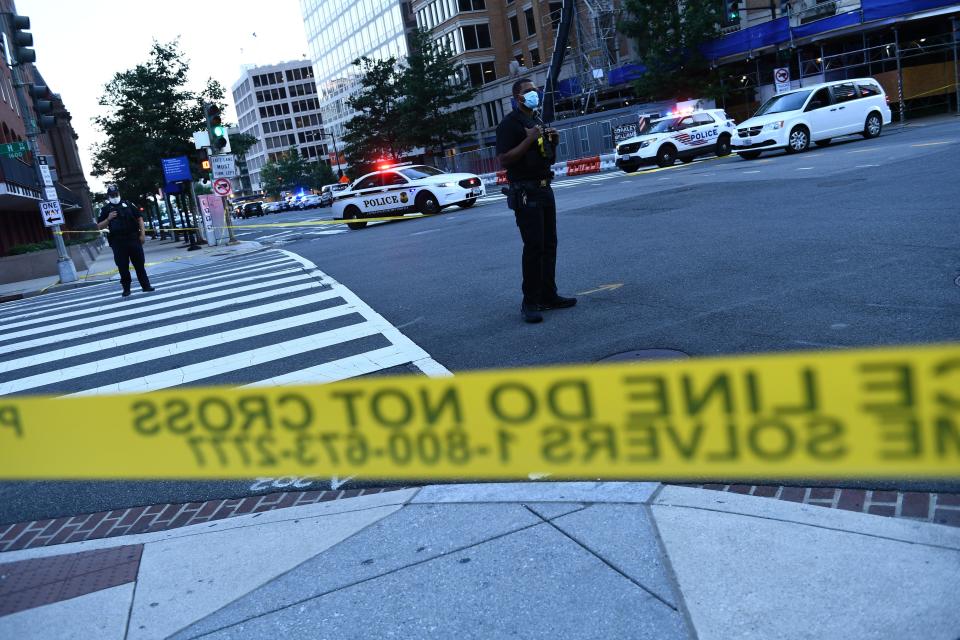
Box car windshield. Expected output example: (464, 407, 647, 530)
(647, 117, 683, 134)
(754, 90, 813, 116)
(399, 166, 445, 180)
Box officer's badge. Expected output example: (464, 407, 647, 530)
(399, 192, 409, 203)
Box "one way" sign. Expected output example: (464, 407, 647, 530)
(40, 200, 64, 227)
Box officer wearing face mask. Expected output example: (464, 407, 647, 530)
(96, 184, 155, 298)
(496, 78, 576, 323)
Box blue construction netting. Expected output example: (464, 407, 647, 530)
(862, 0, 959, 20)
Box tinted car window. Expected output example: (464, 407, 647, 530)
(754, 90, 813, 115)
(381, 172, 408, 186)
(693, 113, 715, 125)
(399, 166, 446, 180)
(858, 82, 881, 97)
(805, 88, 832, 111)
(354, 175, 380, 190)
(832, 83, 858, 103)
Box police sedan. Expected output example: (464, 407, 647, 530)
(332, 163, 485, 230)
(615, 109, 736, 171)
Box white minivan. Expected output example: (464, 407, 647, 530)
(732, 78, 892, 159)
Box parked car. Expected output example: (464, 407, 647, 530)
(614, 109, 736, 171)
(732, 78, 892, 159)
(320, 183, 348, 207)
(263, 201, 284, 214)
(240, 201, 264, 218)
(297, 194, 324, 210)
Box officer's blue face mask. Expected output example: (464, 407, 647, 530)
(521, 90, 540, 110)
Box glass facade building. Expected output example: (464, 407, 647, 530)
(300, 0, 411, 147)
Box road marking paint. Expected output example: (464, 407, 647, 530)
(848, 148, 879, 154)
(0, 272, 316, 352)
(1, 302, 357, 394)
(912, 141, 953, 147)
(0, 289, 343, 376)
(578, 283, 623, 295)
(856, 164, 880, 168)
(743, 170, 762, 174)
(412, 357, 454, 377)
(797, 167, 814, 171)
(411, 229, 441, 236)
(330, 475, 356, 490)
(69, 321, 385, 396)
(248, 345, 424, 388)
(0, 269, 310, 336)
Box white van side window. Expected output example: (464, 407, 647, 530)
(857, 82, 882, 98)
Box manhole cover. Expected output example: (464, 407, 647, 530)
(598, 349, 689, 363)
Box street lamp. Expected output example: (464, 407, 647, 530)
(321, 128, 343, 178)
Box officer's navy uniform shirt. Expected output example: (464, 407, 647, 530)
(97, 201, 142, 246)
(495, 108, 553, 183)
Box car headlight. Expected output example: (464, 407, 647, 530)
(766, 121, 785, 130)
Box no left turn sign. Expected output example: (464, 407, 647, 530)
(213, 177, 232, 197)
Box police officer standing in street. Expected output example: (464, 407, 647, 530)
(96, 184, 155, 298)
(496, 78, 576, 323)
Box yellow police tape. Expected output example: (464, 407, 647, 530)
(54, 213, 433, 235)
(1, 343, 958, 480)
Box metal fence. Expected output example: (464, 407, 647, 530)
(433, 107, 669, 175)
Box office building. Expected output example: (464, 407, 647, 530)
(231, 60, 327, 193)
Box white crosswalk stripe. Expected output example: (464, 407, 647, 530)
(0, 249, 449, 397)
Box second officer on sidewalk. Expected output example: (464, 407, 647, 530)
(496, 78, 576, 323)
(96, 184, 155, 298)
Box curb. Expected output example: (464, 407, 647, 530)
(0, 486, 407, 554)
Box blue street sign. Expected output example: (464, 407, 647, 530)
(161, 156, 192, 183)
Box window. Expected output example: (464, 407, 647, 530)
(857, 82, 881, 97)
(693, 113, 715, 125)
(524, 8, 536, 35)
(549, 2, 562, 28)
(510, 15, 520, 42)
(354, 175, 380, 190)
(805, 88, 832, 111)
(461, 24, 491, 50)
(577, 125, 590, 155)
(458, 0, 485, 10)
(482, 99, 503, 128)
(530, 47, 541, 66)
(381, 172, 408, 186)
(677, 116, 695, 129)
(399, 166, 445, 179)
(831, 83, 858, 103)
(465, 61, 496, 87)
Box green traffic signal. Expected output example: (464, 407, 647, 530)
(213, 125, 225, 137)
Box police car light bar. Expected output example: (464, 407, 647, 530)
(376, 161, 415, 170)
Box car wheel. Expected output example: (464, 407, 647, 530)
(815, 139, 832, 147)
(739, 151, 762, 160)
(786, 126, 810, 154)
(344, 205, 366, 230)
(715, 135, 732, 157)
(620, 163, 640, 174)
(415, 191, 441, 215)
(457, 197, 477, 209)
(863, 112, 882, 139)
(656, 144, 677, 167)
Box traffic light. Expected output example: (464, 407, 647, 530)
(10, 15, 36, 64)
(724, 0, 740, 22)
(203, 102, 231, 153)
(29, 84, 55, 132)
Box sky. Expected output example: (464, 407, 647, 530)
(17, 0, 311, 191)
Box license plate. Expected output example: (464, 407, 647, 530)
(468, 189, 480, 197)
(741, 138, 752, 146)
(621, 154, 633, 160)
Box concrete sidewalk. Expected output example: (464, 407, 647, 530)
(0, 483, 955, 640)
(0, 238, 264, 302)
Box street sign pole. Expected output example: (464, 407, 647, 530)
(2, 13, 77, 283)
(207, 147, 238, 244)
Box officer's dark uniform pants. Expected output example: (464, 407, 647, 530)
(111, 240, 151, 292)
(513, 182, 558, 305)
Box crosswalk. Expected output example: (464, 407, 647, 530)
(0, 249, 449, 397)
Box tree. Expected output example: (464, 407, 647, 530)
(307, 161, 337, 190)
(229, 132, 258, 161)
(620, 0, 723, 101)
(400, 28, 477, 158)
(342, 56, 409, 171)
(259, 148, 315, 196)
(91, 40, 231, 206)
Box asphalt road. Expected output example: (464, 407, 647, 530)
(1, 116, 958, 524)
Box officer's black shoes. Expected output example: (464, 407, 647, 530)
(121, 289, 131, 298)
(142, 286, 156, 292)
(521, 302, 543, 324)
(541, 295, 577, 310)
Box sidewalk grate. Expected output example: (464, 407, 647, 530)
(681, 484, 960, 527)
(0, 544, 142, 617)
(0, 487, 406, 554)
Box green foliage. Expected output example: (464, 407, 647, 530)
(620, 0, 723, 101)
(342, 56, 409, 169)
(400, 28, 477, 156)
(8, 234, 101, 255)
(342, 29, 477, 171)
(260, 148, 314, 195)
(229, 132, 258, 160)
(91, 40, 233, 204)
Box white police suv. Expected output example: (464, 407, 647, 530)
(332, 163, 485, 230)
(615, 109, 736, 172)
(732, 78, 892, 159)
